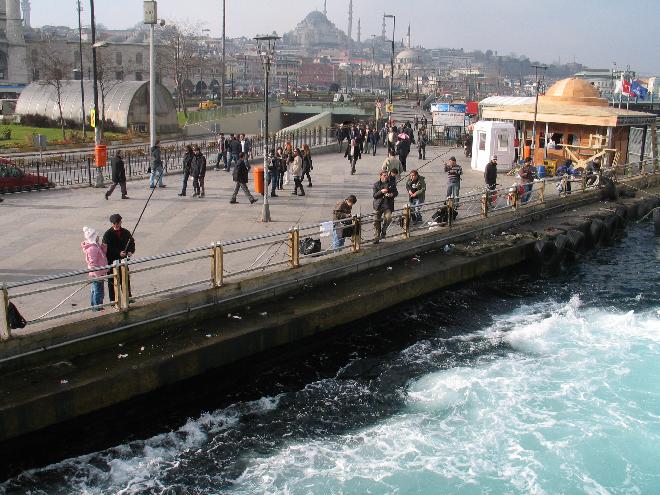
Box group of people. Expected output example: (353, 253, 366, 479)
(266, 143, 313, 197)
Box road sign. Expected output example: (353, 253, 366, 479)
(386, 103, 394, 113)
(143, 1, 157, 24)
(89, 108, 96, 128)
(33, 134, 47, 148)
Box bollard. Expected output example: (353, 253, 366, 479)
(351, 216, 361, 252)
(403, 204, 411, 239)
(0, 284, 10, 340)
(288, 229, 300, 268)
(447, 198, 454, 227)
(481, 192, 488, 217)
(581, 175, 586, 192)
(539, 180, 546, 203)
(561, 176, 568, 197)
(211, 243, 224, 288)
(512, 188, 519, 210)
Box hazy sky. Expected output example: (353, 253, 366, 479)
(30, 0, 660, 75)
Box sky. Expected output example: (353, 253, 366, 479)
(29, 0, 660, 76)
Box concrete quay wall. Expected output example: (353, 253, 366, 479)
(0, 174, 658, 443)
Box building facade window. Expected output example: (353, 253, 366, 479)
(136, 52, 143, 65)
(135, 72, 143, 81)
(116, 52, 122, 65)
(116, 70, 124, 80)
(0, 52, 7, 80)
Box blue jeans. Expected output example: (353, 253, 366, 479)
(227, 153, 239, 170)
(522, 183, 533, 203)
(268, 170, 279, 195)
(149, 165, 164, 188)
(446, 181, 460, 203)
(410, 198, 424, 222)
(216, 151, 226, 168)
(90, 279, 104, 310)
(332, 227, 345, 249)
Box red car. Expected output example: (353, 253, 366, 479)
(0, 158, 54, 193)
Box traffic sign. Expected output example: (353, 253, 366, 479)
(386, 103, 394, 113)
(89, 108, 96, 128)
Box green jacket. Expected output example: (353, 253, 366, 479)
(406, 174, 426, 202)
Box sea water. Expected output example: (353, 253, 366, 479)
(2, 224, 659, 494)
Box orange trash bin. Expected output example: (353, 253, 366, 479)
(95, 144, 108, 167)
(253, 166, 265, 194)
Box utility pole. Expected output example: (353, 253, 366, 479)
(384, 14, 395, 123)
(220, 0, 225, 107)
(90, 0, 103, 187)
(76, 0, 86, 139)
(531, 64, 547, 164)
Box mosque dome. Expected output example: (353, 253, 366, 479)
(541, 78, 607, 107)
(395, 48, 426, 65)
(284, 11, 348, 48)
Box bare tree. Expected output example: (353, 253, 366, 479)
(39, 43, 73, 140)
(95, 50, 121, 138)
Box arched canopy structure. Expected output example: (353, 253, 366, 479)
(15, 80, 179, 134)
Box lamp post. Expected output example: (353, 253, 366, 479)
(220, 0, 225, 107)
(89, 0, 104, 187)
(76, 0, 86, 139)
(254, 35, 280, 223)
(144, 1, 165, 151)
(384, 14, 395, 124)
(530, 64, 547, 163)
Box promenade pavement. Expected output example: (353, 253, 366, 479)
(0, 145, 527, 326)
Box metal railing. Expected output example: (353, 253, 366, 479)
(2, 158, 657, 340)
(1, 127, 337, 193)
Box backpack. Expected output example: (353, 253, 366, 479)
(299, 237, 321, 256)
(8, 302, 27, 329)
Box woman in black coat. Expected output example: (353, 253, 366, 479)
(105, 150, 128, 200)
(178, 145, 194, 196)
(191, 145, 207, 198)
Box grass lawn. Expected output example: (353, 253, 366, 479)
(0, 124, 125, 148)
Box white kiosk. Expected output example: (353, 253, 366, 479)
(470, 121, 516, 172)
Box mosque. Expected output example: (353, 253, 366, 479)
(0, 0, 29, 98)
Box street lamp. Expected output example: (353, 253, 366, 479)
(530, 64, 547, 163)
(254, 35, 280, 223)
(76, 0, 86, 140)
(89, 0, 104, 187)
(144, 1, 166, 152)
(384, 14, 395, 123)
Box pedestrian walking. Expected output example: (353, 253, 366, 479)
(191, 145, 207, 198)
(290, 148, 306, 196)
(344, 138, 361, 175)
(178, 145, 194, 196)
(268, 147, 283, 197)
(332, 194, 357, 250)
(444, 156, 463, 203)
(102, 213, 135, 305)
(396, 133, 411, 172)
(215, 133, 227, 170)
(281, 141, 293, 188)
(406, 169, 426, 223)
(417, 129, 428, 160)
(302, 144, 313, 187)
(149, 139, 165, 188)
(382, 148, 402, 175)
(230, 152, 257, 204)
(484, 155, 498, 208)
(105, 149, 129, 200)
(369, 126, 379, 156)
(81, 226, 107, 310)
(227, 134, 241, 171)
(372, 170, 398, 243)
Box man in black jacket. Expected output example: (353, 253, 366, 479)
(372, 170, 398, 243)
(105, 150, 128, 200)
(484, 155, 498, 190)
(230, 153, 257, 204)
(226, 134, 242, 172)
(102, 213, 135, 304)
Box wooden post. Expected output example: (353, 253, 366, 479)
(112, 260, 121, 307)
(539, 180, 545, 203)
(581, 174, 586, 192)
(650, 120, 658, 172)
(447, 198, 454, 227)
(513, 186, 519, 210)
(481, 192, 488, 217)
(561, 175, 568, 197)
(0, 284, 10, 340)
(403, 204, 411, 239)
(351, 216, 361, 252)
(211, 243, 223, 288)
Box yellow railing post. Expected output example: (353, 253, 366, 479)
(211, 243, 224, 288)
(119, 259, 130, 312)
(539, 180, 545, 204)
(288, 229, 300, 268)
(351, 216, 361, 252)
(447, 198, 454, 227)
(403, 204, 411, 239)
(481, 192, 488, 217)
(112, 260, 121, 307)
(581, 175, 586, 192)
(0, 283, 10, 340)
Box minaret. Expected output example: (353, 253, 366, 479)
(323, 0, 327, 16)
(6, 0, 28, 84)
(406, 23, 411, 48)
(357, 18, 361, 44)
(20, 0, 29, 28)
(347, 0, 353, 61)
(381, 14, 386, 38)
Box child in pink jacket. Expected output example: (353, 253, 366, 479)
(81, 226, 108, 310)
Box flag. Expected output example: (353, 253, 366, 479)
(630, 80, 649, 100)
(622, 78, 632, 96)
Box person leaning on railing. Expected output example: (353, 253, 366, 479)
(81, 226, 107, 311)
(406, 170, 426, 224)
(332, 194, 357, 250)
(444, 156, 463, 204)
(373, 170, 398, 244)
(519, 157, 536, 204)
(102, 214, 135, 305)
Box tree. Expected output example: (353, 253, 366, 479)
(39, 43, 73, 140)
(95, 50, 121, 138)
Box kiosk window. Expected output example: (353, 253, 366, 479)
(497, 134, 509, 151)
(478, 132, 486, 151)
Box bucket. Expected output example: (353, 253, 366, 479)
(537, 165, 546, 178)
(94, 144, 107, 168)
(253, 166, 265, 194)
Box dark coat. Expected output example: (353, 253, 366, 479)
(192, 153, 207, 178)
(229, 139, 242, 154)
(150, 146, 162, 168)
(233, 159, 250, 184)
(110, 155, 126, 183)
(406, 174, 426, 202)
(344, 144, 362, 161)
(268, 156, 283, 173)
(102, 227, 135, 264)
(182, 151, 194, 174)
(302, 154, 313, 173)
(484, 161, 497, 186)
(373, 178, 398, 211)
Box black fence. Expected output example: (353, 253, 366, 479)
(4, 127, 337, 191)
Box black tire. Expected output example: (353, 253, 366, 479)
(588, 218, 607, 247)
(653, 208, 660, 236)
(554, 234, 570, 266)
(567, 230, 586, 256)
(614, 205, 628, 225)
(534, 238, 559, 271)
(603, 215, 619, 243)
